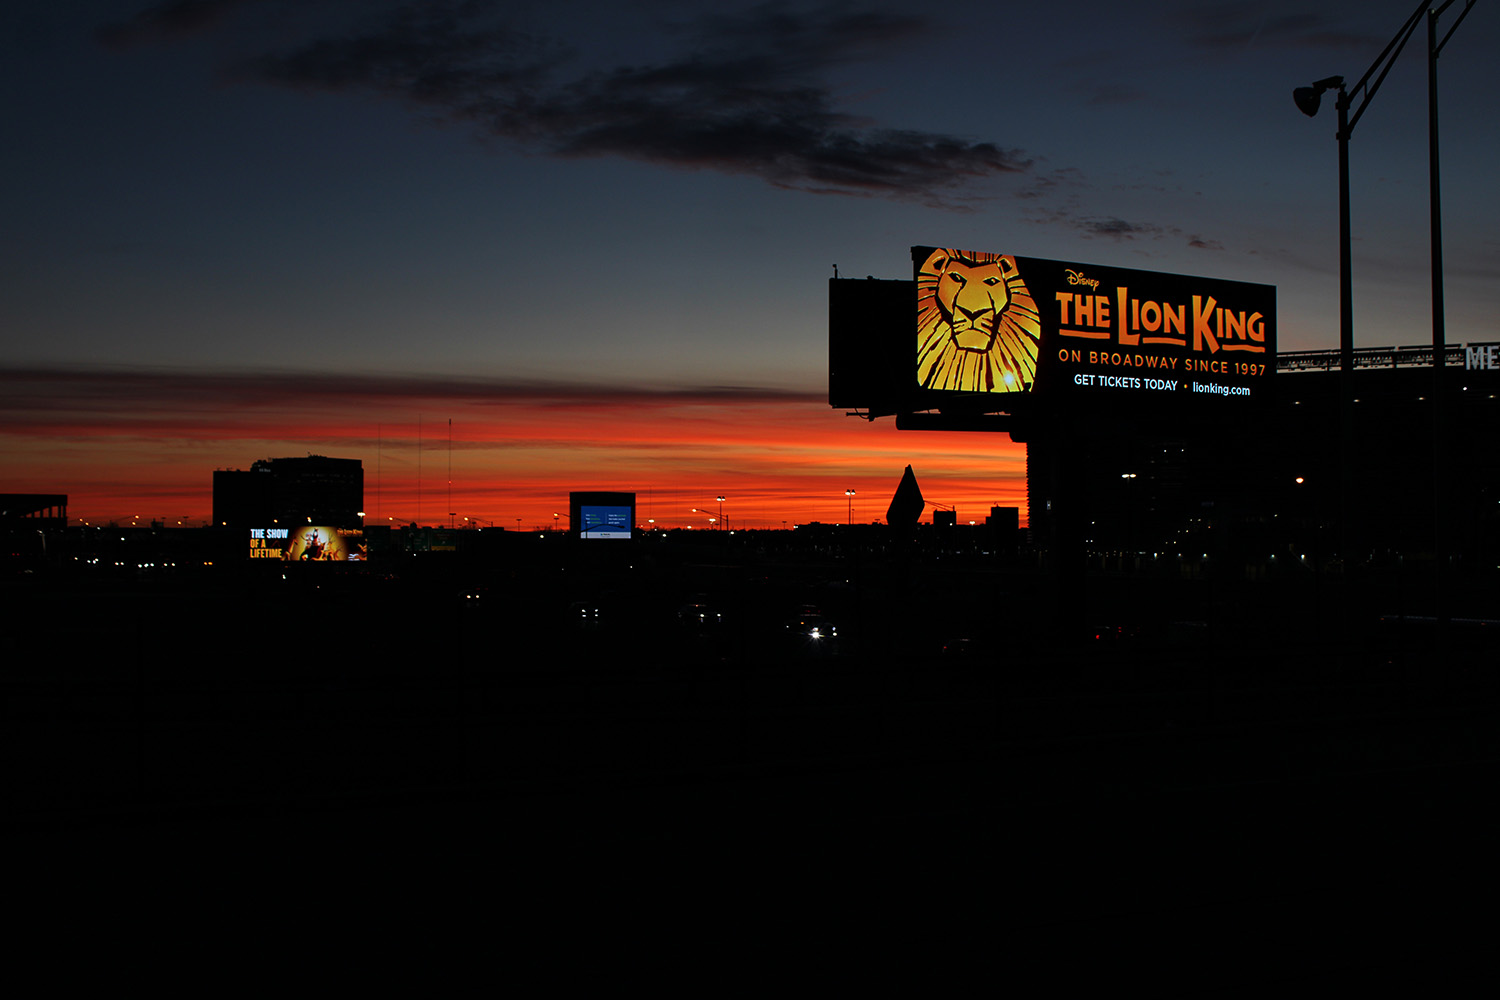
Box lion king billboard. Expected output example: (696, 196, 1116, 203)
(913, 246, 1275, 404)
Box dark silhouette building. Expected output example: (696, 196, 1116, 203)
(1025, 347, 1500, 580)
(213, 456, 363, 529)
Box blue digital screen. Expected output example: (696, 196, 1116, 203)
(580, 505, 631, 539)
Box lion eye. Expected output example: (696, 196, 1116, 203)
(984, 276, 1000, 286)
(947, 273, 966, 285)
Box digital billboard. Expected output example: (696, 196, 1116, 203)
(569, 492, 636, 540)
(248, 526, 365, 561)
(913, 246, 1275, 404)
(581, 506, 631, 538)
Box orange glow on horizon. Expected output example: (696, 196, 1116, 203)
(2, 375, 1028, 529)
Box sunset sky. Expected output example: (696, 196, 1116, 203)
(4, 1, 1497, 528)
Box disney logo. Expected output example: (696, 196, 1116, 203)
(1065, 269, 1100, 290)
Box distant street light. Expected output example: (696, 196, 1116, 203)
(845, 488, 856, 525)
(717, 495, 726, 531)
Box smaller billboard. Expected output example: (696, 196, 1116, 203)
(248, 526, 365, 561)
(569, 492, 636, 540)
(581, 506, 631, 538)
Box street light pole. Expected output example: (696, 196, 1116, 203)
(1295, 1, 1436, 368)
(845, 489, 855, 525)
(1427, 0, 1477, 629)
(1428, 0, 1476, 374)
(1335, 83, 1352, 377)
(1295, 0, 1476, 624)
(1294, 2, 1428, 584)
(1335, 80, 1353, 579)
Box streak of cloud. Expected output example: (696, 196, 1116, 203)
(0, 366, 823, 429)
(1079, 217, 1166, 239)
(1171, 2, 1384, 52)
(96, 0, 262, 47)
(1024, 209, 1194, 245)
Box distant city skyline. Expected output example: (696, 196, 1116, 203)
(4, 2, 1496, 527)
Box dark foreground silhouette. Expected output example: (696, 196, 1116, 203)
(4, 536, 1495, 987)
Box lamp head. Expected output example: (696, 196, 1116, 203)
(1293, 86, 1323, 117)
(1293, 75, 1345, 117)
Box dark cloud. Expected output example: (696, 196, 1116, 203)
(102, 1, 1031, 204)
(685, 3, 924, 62)
(1080, 218, 1228, 251)
(243, 2, 551, 102)
(1078, 216, 1169, 240)
(96, 0, 260, 48)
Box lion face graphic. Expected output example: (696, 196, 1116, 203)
(917, 249, 1041, 394)
(936, 258, 1010, 351)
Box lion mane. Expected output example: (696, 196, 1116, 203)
(916, 249, 1041, 394)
